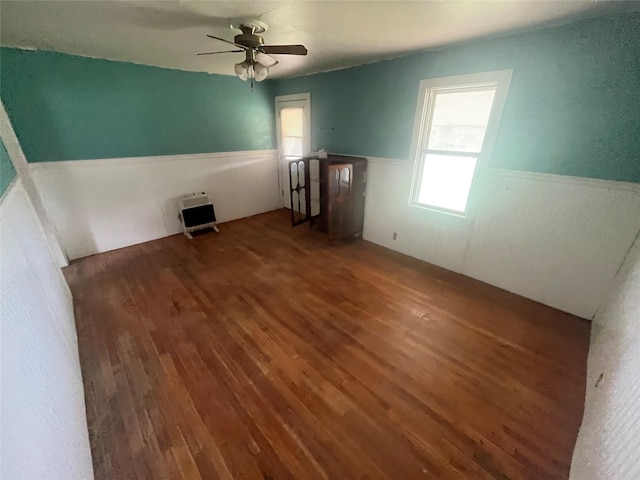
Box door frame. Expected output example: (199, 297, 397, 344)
(274, 93, 311, 208)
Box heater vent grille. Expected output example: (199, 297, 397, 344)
(181, 195, 210, 209)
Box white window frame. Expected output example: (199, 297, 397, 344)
(408, 70, 512, 218)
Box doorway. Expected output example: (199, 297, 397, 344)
(275, 93, 310, 209)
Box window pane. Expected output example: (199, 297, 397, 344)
(418, 154, 477, 212)
(290, 161, 298, 188)
(427, 89, 496, 153)
(283, 136, 303, 157)
(281, 107, 303, 137)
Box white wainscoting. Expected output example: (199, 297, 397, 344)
(363, 158, 640, 319)
(570, 233, 640, 479)
(30, 150, 281, 260)
(0, 179, 93, 479)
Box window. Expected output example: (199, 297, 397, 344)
(409, 70, 512, 216)
(280, 107, 304, 160)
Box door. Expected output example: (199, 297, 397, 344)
(275, 93, 310, 209)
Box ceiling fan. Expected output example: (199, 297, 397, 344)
(197, 21, 308, 84)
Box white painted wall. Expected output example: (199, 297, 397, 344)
(31, 150, 281, 260)
(363, 158, 640, 319)
(0, 178, 94, 479)
(570, 233, 640, 479)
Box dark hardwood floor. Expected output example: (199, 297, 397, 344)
(66, 209, 591, 480)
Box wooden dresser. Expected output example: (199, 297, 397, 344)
(288, 154, 367, 239)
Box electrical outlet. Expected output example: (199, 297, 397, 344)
(392, 232, 398, 240)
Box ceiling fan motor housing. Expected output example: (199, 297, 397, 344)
(234, 32, 264, 48)
(233, 22, 267, 49)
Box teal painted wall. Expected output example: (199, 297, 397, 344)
(1, 139, 17, 196)
(272, 13, 640, 182)
(0, 48, 275, 162)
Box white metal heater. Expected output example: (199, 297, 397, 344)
(178, 192, 219, 239)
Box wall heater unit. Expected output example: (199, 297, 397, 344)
(178, 192, 219, 239)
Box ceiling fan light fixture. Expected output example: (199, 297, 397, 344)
(201, 22, 307, 84)
(254, 62, 269, 82)
(234, 60, 250, 81)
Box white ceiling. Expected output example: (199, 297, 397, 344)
(0, 1, 634, 79)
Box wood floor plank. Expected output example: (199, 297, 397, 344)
(67, 209, 590, 480)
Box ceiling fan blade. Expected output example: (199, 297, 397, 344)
(206, 34, 246, 49)
(261, 45, 308, 56)
(256, 52, 279, 68)
(197, 50, 243, 56)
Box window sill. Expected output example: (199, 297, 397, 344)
(408, 201, 473, 226)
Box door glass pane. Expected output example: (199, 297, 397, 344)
(281, 107, 304, 158)
(281, 108, 303, 137)
(427, 89, 496, 153)
(418, 154, 477, 212)
(298, 161, 305, 187)
(290, 162, 298, 188)
(283, 137, 303, 158)
(340, 167, 350, 188)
